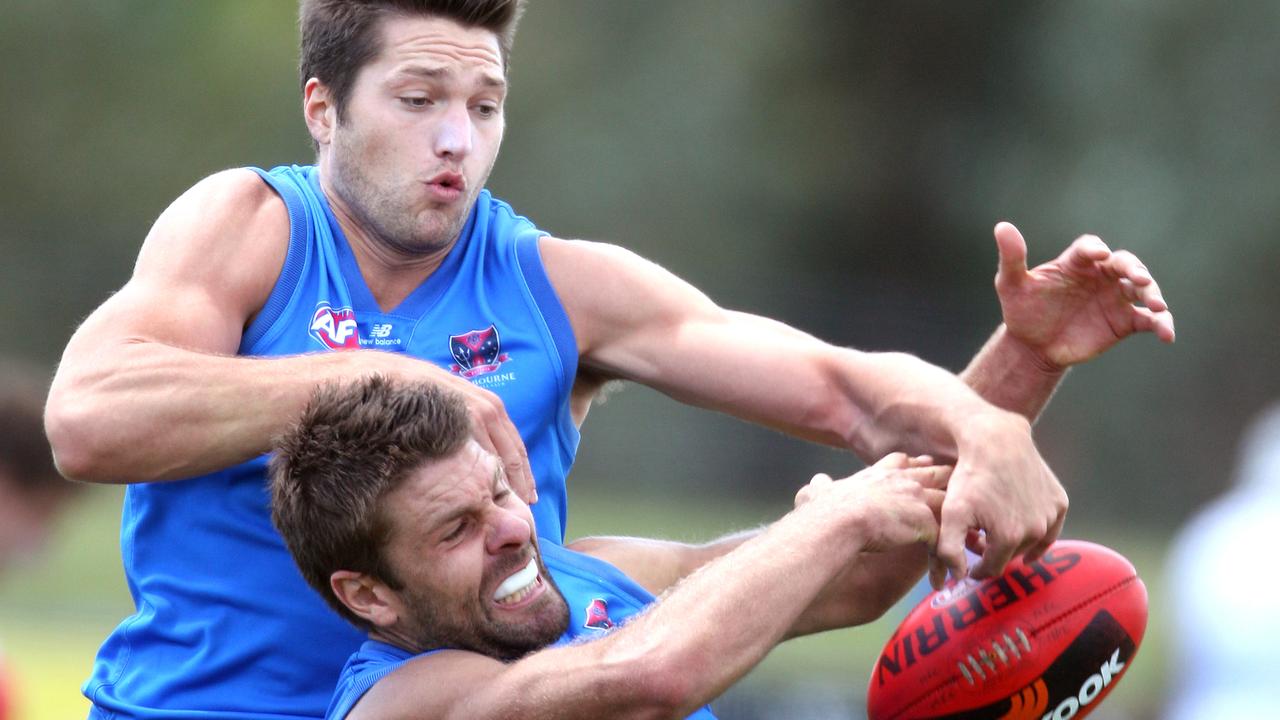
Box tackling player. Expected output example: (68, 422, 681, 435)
(43, 1, 1173, 717)
(271, 377, 952, 719)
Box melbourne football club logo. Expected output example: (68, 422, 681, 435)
(448, 325, 510, 378)
(310, 303, 360, 350)
(584, 598, 615, 631)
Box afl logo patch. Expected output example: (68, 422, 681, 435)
(310, 303, 359, 350)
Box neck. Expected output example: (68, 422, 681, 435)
(369, 626, 431, 655)
(318, 173, 458, 312)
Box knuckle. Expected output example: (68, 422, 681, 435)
(940, 496, 970, 519)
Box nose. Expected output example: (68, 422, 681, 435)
(433, 103, 473, 160)
(485, 504, 531, 555)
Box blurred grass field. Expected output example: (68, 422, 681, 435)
(1, 484, 1173, 720)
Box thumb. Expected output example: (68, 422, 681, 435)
(994, 221, 1029, 288)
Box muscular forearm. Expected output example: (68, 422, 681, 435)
(786, 544, 928, 638)
(961, 324, 1067, 422)
(46, 338, 405, 483)
(472, 505, 864, 719)
(824, 349, 1023, 462)
(571, 529, 924, 639)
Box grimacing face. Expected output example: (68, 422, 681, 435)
(374, 441, 568, 659)
(316, 14, 507, 257)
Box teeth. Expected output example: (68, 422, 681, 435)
(493, 558, 539, 603)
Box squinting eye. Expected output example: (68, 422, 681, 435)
(441, 519, 467, 543)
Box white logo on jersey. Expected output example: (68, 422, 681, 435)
(310, 304, 359, 349)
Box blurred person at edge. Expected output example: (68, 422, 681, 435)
(1164, 404, 1280, 720)
(0, 360, 80, 720)
(42, 1, 1175, 718)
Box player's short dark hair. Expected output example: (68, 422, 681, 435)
(0, 360, 71, 497)
(299, 0, 526, 121)
(270, 375, 472, 631)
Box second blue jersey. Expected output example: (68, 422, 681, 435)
(85, 165, 581, 719)
(325, 543, 718, 720)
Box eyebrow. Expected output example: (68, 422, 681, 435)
(417, 465, 506, 536)
(391, 65, 507, 90)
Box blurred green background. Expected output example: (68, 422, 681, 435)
(2, 1, 1277, 718)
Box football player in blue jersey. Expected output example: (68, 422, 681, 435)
(43, 1, 1173, 717)
(271, 376, 953, 720)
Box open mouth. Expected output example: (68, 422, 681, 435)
(426, 171, 465, 198)
(493, 557, 541, 606)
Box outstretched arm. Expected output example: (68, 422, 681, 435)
(963, 222, 1175, 420)
(568, 457, 948, 634)
(351, 456, 947, 720)
(542, 236, 1061, 584)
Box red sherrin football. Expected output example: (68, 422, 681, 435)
(867, 540, 1147, 720)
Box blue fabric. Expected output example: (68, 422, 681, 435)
(84, 165, 581, 719)
(327, 545, 717, 720)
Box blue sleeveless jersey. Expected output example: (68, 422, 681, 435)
(326, 543, 717, 720)
(85, 165, 581, 719)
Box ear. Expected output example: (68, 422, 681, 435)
(303, 78, 337, 147)
(331, 570, 401, 628)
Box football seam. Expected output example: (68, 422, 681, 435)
(1030, 574, 1137, 638)
(887, 573, 1137, 720)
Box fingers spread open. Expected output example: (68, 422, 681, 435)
(1065, 235, 1112, 269)
(1131, 306, 1177, 343)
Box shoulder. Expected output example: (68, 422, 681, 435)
(538, 236, 721, 358)
(133, 168, 290, 304)
(480, 190, 534, 226)
(536, 236, 660, 304)
(162, 168, 289, 241)
(537, 236, 698, 293)
(537, 235, 631, 263)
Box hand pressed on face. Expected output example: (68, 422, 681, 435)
(992, 221, 1175, 370)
